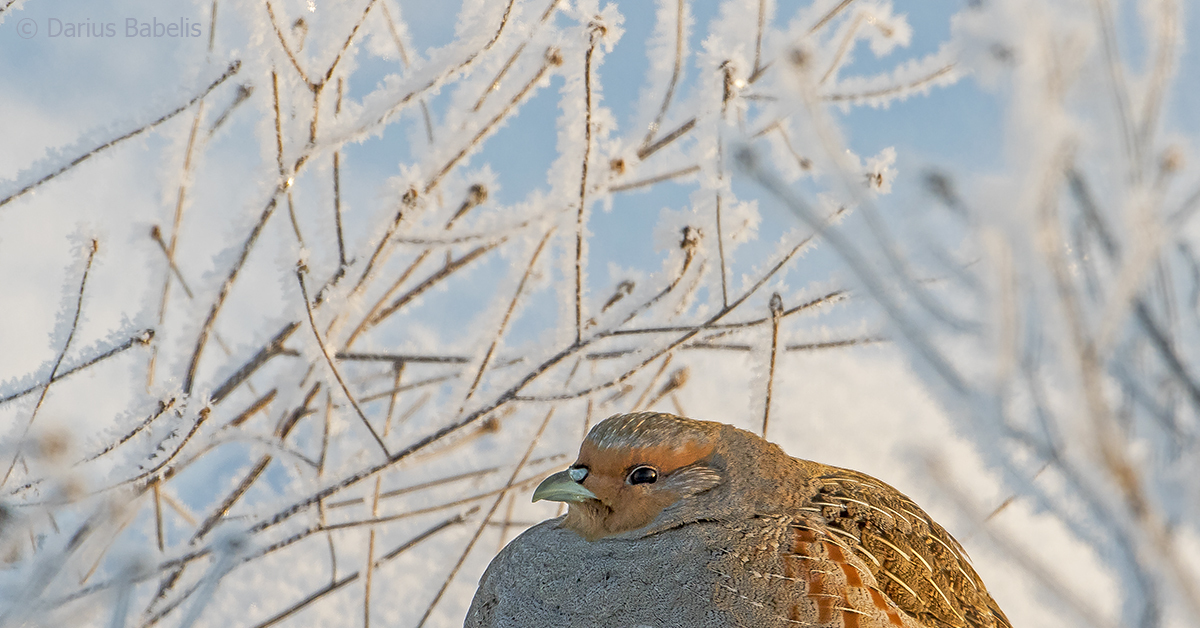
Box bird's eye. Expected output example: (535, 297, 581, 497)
(568, 466, 589, 483)
(627, 466, 658, 485)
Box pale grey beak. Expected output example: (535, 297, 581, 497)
(532, 469, 598, 503)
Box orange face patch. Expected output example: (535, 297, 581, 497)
(560, 439, 715, 540)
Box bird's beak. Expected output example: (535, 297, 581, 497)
(532, 470, 598, 503)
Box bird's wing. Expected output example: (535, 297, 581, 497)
(805, 470, 1012, 628)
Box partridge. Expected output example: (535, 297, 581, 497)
(465, 412, 1011, 628)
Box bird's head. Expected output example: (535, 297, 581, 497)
(533, 412, 811, 541)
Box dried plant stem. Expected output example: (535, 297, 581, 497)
(824, 64, 955, 103)
(810, 0, 858, 34)
(1, 240, 97, 489)
(640, 0, 687, 149)
(251, 510, 475, 628)
(762, 293, 783, 436)
(631, 354, 673, 411)
(576, 30, 600, 345)
(0, 62, 239, 209)
(147, 383, 322, 611)
(462, 229, 555, 408)
(609, 164, 699, 193)
(0, 330, 154, 407)
(297, 266, 390, 458)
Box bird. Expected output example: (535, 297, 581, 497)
(465, 411, 1011, 628)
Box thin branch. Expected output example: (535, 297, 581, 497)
(77, 398, 177, 465)
(639, 0, 687, 150)
(636, 118, 695, 161)
(763, 293, 783, 436)
(368, 243, 500, 327)
(609, 165, 699, 193)
(297, 266, 390, 458)
(461, 229, 555, 407)
(823, 64, 955, 103)
(147, 383, 321, 610)
(251, 509, 474, 628)
(576, 30, 600, 345)
(425, 48, 562, 195)
(809, 0, 857, 34)
(210, 322, 301, 405)
(472, 0, 562, 112)
(0, 330, 154, 406)
(1, 240, 98, 489)
(0, 62, 240, 209)
(182, 188, 285, 394)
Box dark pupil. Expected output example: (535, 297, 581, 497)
(629, 467, 658, 485)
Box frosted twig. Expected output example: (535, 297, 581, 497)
(297, 265, 390, 458)
(153, 480, 165, 552)
(359, 373, 461, 402)
(0, 62, 240, 209)
(148, 100, 205, 388)
(740, 148, 968, 393)
(820, 13, 864, 85)
(616, 228, 702, 327)
(785, 337, 884, 351)
(762, 293, 783, 436)
(753, 0, 766, 74)
(1, 240, 98, 490)
(575, 25, 603, 345)
(427, 47, 563, 195)
(605, 289, 847, 336)
(809, 0, 858, 34)
(322, 473, 545, 533)
(1087, 0, 1140, 180)
(462, 229, 555, 408)
(265, 1, 312, 84)
(636, 118, 696, 161)
(251, 509, 476, 628)
(823, 64, 954, 103)
(631, 354, 674, 411)
(609, 165, 700, 192)
(182, 186, 286, 394)
(519, 226, 825, 401)
(368, 243, 501, 327)
(0, 330, 154, 407)
(147, 382, 322, 611)
(336, 352, 469, 364)
(223, 389, 277, 429)
(76, 398, 177, 465)
(472, 0, 562, 112)
(640, 0, 688, 150)
(209, 322, 301, 405)
(150, 226, 195, 300)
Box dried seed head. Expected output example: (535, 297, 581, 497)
(467, 183, 488, 206)
(602, 280, 636, 312)
(680, 226, 701, 250)
(659, 367, 689, 395)
(788, 47, 809, 68)
(35, 428, 71, 462)
(1161, 146, 1184, 174)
